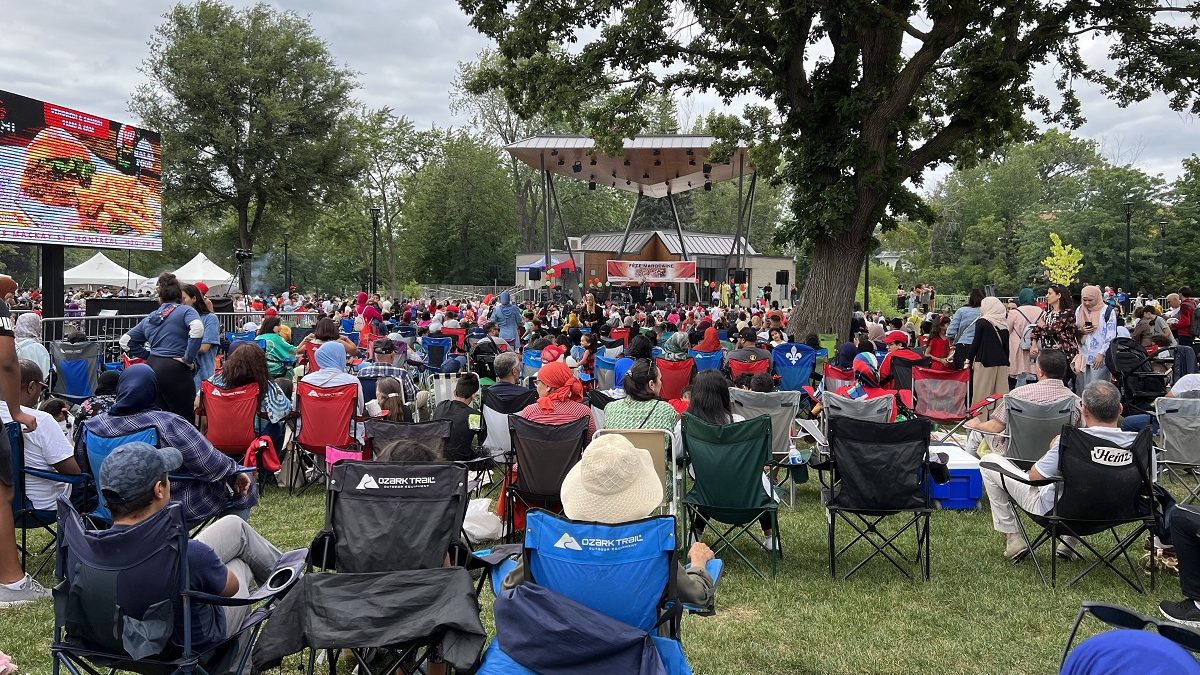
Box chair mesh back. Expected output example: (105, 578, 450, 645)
(84, 426, 160, 524)
(1005, 395, 1078, 462)
(524, 510, 674, 632)
(690, 351, 723, 372)
(480, 388, 538, 454)
(51, 341, 101, 400)
(522, 352, 543, 379)
(365, 419, 451, 462)
(655, 357, 694, 400)
(827, 417, 931, 511)
(1157, 398, 1200, 466)
(890, 356, 932, 391)
(771, 344, 819, 391)
(681, 414, 773, 524)
(912, 366, 969, 422)
(201, 381, 260, 453)
(1056, 427, 1152, 522)
(55, 499, 185, 657)
(594, 354, 617, 391)
(326, 461, 467, 572)
(597, 429, 669, 493)
(509, 416, 589, 497)
(422, 337, 453, 370)
(824, 392, 894, 425)
(431, 373, 462, 407)
(730, 389, 803, 459)
(296, 382, 357, 451)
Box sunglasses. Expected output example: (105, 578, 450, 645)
(1063, 601, 1200, 667)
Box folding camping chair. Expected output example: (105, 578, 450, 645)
(1157, 397, 1200, 502)
(50, 340, 102, 405)
(1107, 337, 1170, 415)
(289, 382, 360, 495)
(8, 422, 85, 575)
(981, 427, 1156, 591)
(886, 355, 932, 392)
(81, 426, 160, 527)
(521, 350, 543, 380)
(593, 428, 676, 515)
(429, 372, 464, 410)
(772, 343, 821, 392)
(477, 388, 537, 497)
(198, 381, 260, 458)
(420, 336, 454, 377)
(728, 356, 770, 380)
(680, 414, 779, 579)
(593, 353, 617, 391)
(441, 326, 467, 352)
(655, 357, 694, 400)
(824, 417, 932, 580)
(910, 365, 1000, 444)
(51, 499, 305, 675)
(475, 509, 721, 674)
(1061, 601, 1200, 669)
(729, 389, 807, 506)
(689, 350, 724, 372)
(502, 415, 590, 541)
(818, 333, 839, 358)
(365, 418, 450, 463)
(998, 395, 1079, 463)
(610, 326, 631, 348)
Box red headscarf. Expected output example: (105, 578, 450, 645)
(536, 361, 584, 411)
(355, 292, 368, 313)
(695, 326, 721, 352)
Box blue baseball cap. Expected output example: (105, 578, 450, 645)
(99, 442, 182, 504)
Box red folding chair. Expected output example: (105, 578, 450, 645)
(802, 363, 854, 402)
(655, 357, 694, 401)
(441, 327, 467, 352)
(291, 381, 360, 494)
(299, 341, 319, 375)
(198, 381, 260, 457)
(610, 327, 631, 348)
(729, 357, 770, 380)
(910, 366, 1003, 444)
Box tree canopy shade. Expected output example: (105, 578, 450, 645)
(131, 0, 363, 292)
(458, 0, 1200, 338)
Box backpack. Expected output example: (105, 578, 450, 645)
(1018, 308, 1043, 351)
(353, 309, 366, 332)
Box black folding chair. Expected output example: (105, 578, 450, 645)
(51, 498, 304, 675)
(503, 415, 589, 542)
(1062, 601, 1200, 668)
(824, 417, 933, 581)
(364, 418, 450, 462)
(981, 427, 1156, 591)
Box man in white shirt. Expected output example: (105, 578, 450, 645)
(980, 381, 1136, 560)
(0, 360, 80, 510)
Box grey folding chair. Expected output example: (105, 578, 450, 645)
(1002, 395, 1079, 464)
(1156, 397, 1200, 503)
(730, 388, 805, 506)
(815, 392, 896, 464)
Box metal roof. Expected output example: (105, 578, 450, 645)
(506, 135, 753, 199)
(576, 230, 756, 257)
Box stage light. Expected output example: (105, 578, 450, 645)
(689, 159, 696, 166)
(703, 163, 712, 173)
(572, 161, 582, 173)
(626, 180, 631, 185)
(704, 179, 712, 191)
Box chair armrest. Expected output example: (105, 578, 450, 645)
(687, 559, 724, 586)
(979, 460, 1058, 487)
(186, 547, 307, 607)
(966, 394, 1005, 418)
(23, 468, 88, 486)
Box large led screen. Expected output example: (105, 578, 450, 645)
(0, 89, 161, 251)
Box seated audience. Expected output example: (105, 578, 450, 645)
(82, 365, 257, 526)
(519, 361, 595, 438)
(965, 349, 1079, 454)
(97, 442, 283, 653)
(13, 314, 49, 382)
(73, 370, 120, 445)
(365, 377, 413, 423)
(301, 317, 358, 356)
(433, 372, 482, 462)
(300, 342, 365, 443)
(749, 372, 775, 393)
(979, 381, 1133, 559)
(489, 352, 532, 402)
(603, 359, 678, 442)
(0, 361, 81, 510)
(206, 343, 293, 451)
(256, 316, 295, 378)
(38, 398, 72, 437)
(358, 338, 424, 409)
(877, 330, 923, 387)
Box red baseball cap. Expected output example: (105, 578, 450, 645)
(194, 282, 209, 295)
(264, 307, 277, 317)
(884, 330, 909, 345)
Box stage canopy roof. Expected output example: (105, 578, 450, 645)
(505, 135, 752, 199)
(64, 252, 147, 288)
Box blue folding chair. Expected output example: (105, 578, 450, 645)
(340, 318, 355, 334)
(689, 350, 723, 372)
(594, 354, 618, 391)
(8, 422, 86, 574)
(82, 426, 160, 526)
(421, 336, 455, 374)
(225, 330, 257, 356)
(570, 345, 585, 363)
(772, 343, 825, 391)
(477, 510, 721, 674)
(50, 341, 102, 405)
(396, 324, 417, 339)
(521, 350, 543, 380)
(614, 356, 634, 388)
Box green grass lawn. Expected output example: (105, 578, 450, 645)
(1, 480, 1178, 674)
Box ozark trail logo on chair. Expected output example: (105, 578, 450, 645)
(355, 472, 437, 490)
(553, 533, 582, 550)
(1090, 446, 1132, 467)
(356, 473, 379, 489)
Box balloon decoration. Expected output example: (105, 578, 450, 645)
(578, 283, 584, 288)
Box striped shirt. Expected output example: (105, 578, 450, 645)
(518, 400, 596, 439)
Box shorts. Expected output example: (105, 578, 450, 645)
(0, 425, 11, 487)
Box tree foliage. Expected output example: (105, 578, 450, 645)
(457, 0, 1200, 337)
(1042, 233, 1084, 286)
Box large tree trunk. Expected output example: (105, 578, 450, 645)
(787, 231, 867, 342)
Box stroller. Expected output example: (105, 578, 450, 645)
(1105, 337, 1169, 414)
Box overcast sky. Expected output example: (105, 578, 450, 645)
(2, 0, 1195, 186)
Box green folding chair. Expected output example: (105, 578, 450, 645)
(818, 333, 839, 357)
(680, 414, 779, 579)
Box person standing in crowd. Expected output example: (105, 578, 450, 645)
(13, 313, 49, 381)
(947, 289, 984, 369)
(492, 291, 523, 351)
(121, 273, 203, 421)
(964, 296, 1010, 422)
(1006, 288, 1041, 387)
(1170, 288, 1197, 348)
(353, 291, 383, 350)
(1030, 284, 1080, 387)
(184, 283, 221, 391)
(1075, 285, 1119, 392)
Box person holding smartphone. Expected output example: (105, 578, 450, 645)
(1074, 285, 1119, 393)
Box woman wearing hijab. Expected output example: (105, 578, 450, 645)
(964, 296, 1010, 421)
(834, 342, 858, 371)
(14, 313, 50, 380)
(121, 273, 203, 421)
(662, 331, 693, 362)
(865, 321, 886, 352)
(1006, 288, 1041, 387)
(519, 361, 595, 438)
(1075, 284, 1119, 392)
(492, 291, 522, 350)
(694, 325, 722, 353)
(299, 341, 365, 442)
(353, 291, 383, 349)
(81, 364, 257, 525)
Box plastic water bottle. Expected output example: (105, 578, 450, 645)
(787, 446, 804, 465)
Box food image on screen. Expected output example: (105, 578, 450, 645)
(0, 89, 162, 251)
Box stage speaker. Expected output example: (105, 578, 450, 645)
(733, 269, 747, 284)
(528, 268, 542, 281)
(776, 270, 789, 286)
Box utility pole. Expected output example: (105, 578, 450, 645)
(1123, 200, 1133, 297)
(370, 206, 381, 294)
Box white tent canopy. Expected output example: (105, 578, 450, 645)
(170, 253, 234, 293)
(64, 252, 147, 288)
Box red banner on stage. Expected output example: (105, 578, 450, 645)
(606, 260, 697, 283)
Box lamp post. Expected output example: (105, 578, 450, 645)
(1160, 220, 1168, 282)
(370, 206, 381, 294)
(1124, 200, 1134, 297)
(282, 240, 290, 290)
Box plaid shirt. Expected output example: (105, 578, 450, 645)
(355, 363, 418, 401)
(82, 410, 258, 523)
(990, 378, 1080, 454)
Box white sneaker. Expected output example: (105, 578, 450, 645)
(0, 576, 51, 608)
(763, 534, 777, 551)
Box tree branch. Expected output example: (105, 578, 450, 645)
(874, 3, 930, 40)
